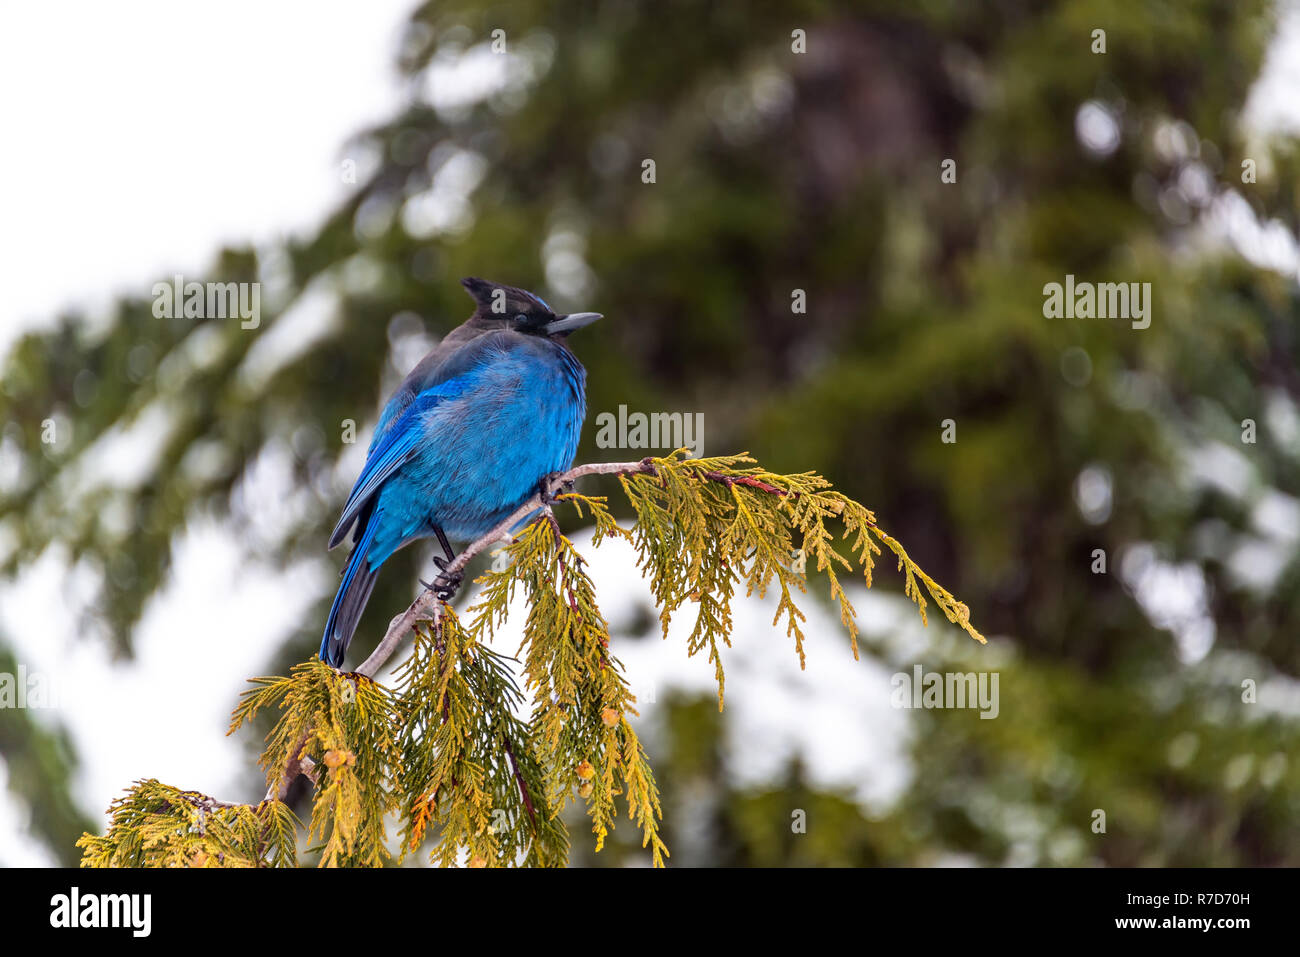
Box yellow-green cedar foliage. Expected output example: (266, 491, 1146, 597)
(76, 780, 299, 868)
(79, 452, 984, 867)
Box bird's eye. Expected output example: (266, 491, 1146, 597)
(514, 313, 528, 323)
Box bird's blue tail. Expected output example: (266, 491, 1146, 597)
(320, 517, 382, 668)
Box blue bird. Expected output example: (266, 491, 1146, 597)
(319, 277, 601, 668)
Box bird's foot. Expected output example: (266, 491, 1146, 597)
(419, 574, 462, 602)
(538, 471, 574, 505)
(421, 557, 463, 602)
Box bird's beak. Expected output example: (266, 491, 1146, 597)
(545, 311, 602, 334)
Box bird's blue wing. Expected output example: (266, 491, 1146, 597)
(368, 388, 413, 454)
(364, 328, 518, 453)
(327, 377, 469, 549)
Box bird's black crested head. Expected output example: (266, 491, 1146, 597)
(461, 277, 552, 327)
(460, 277, 602, 338)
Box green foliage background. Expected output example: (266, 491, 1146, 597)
(3, 0, 1299, 865)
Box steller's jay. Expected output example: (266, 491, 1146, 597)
(319, 277, 601, 667)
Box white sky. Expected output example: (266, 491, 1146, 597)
(0, 1, 411, 352)
(1, 2, 1300, 867)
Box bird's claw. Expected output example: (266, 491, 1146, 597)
(538, 472, 574, 505)
(420, 568, 463, 602)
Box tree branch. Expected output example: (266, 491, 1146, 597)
(353, 458, 656, 679)
(278, 455, 789, 803)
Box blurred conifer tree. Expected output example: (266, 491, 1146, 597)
(2, 0, 1298, 865)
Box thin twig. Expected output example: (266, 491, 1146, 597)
(502, 734, 537, 826)
(700, 470, 788, 496)
(264, 728, 312, 802)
